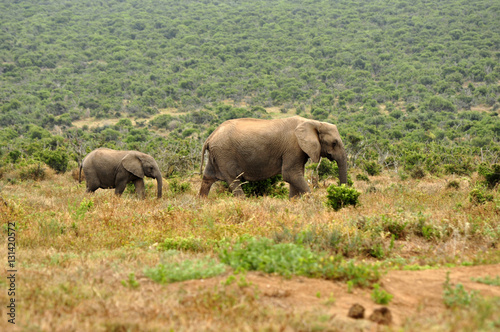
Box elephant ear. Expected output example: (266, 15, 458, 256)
(295, 121, 321, 163)
(121, 153, 144, 178)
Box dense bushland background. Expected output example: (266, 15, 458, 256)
(0, 0, 499, 179)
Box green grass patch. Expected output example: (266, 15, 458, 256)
(145, 257, 226, 284)
(218, 236, 381, 286)
(371, 283, 393, 304)
(471, 275, 500, 286)
(443, 272, 478, 308)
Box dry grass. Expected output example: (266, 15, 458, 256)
(0, 170, 499, 331)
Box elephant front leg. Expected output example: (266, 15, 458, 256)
(115, 175, 129, 196)
(283, 167, 310, 198)
(228, 178, 245, 197)
(134, 179, 145, 199)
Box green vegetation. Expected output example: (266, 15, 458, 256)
(219, 237, 381, 286)
(471, 276, 500, 287)
(1, 0, 500, 330)
(0, 0, 499, 182)
(241, 175, 289, 198)
(443, 272, 478, 308)
(145, 256, 226, 283)
(325, 184, 361, 211)
(371, 283, 394, 305)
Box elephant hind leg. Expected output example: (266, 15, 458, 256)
(199, 159, 217, 197)
(83, 170, 100, 193)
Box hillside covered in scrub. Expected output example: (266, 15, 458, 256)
(0, 0, 499, 178)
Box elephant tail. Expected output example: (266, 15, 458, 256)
(78, 162, 83, 183)
(200, 141, 208, 175)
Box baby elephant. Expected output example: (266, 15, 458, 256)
(80, 148, 162, 199)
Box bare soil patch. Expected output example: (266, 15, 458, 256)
(172, 264, 500, 328)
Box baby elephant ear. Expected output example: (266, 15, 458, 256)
(121, 153, 144, 178)
(295, 121, 321, 163)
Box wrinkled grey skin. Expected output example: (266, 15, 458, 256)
(199, 116, 347, 199)
(80, 148, 162, 199)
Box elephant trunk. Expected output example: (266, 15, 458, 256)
(156, 174, 163, 198)
(337, 154, 348, 185)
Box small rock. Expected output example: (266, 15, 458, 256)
(347, 303, 365, 319)
(369, 307, 392, 325)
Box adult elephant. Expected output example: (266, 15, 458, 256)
(199, 116, 347, 198)
(80, 148, 163, 199)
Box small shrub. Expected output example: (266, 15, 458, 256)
(145, 258, 226, 284)
(169, 178, 191, 195)
(241, 175, 288, 198)
(469, 185, 494, 205)
(415, 214, 442, 240)
(325, 184, 361, 211)
(382, 216, 408, 240)
(478, 163, 500, 189)
(38, 219, 65, 237)
(371, 284, 393, 304)
(19, 163, 46, 181)
(444, 162, 475, 176)
(159, 236, 205, 252)
(398, 171, 409, 181)
(356, 173, 370, 182)
(121, 273, 140, 289)
(447, 180, 460, 189)
(307, 159, 339, 180)
(72, 198, 94, 221)
(443, 272, 478, 308)
(410, 166, 426, 179)
(363, 160, 382, 176)
(272, 225, 344, 252)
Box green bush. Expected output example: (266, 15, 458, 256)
(19, 163, 46, 181)
(363, 160, 382, 176)
(39, 148, 69, 173)
(371, 283, 393, 304)
(469, 185, 494, 205)
(169, 178, 191, 195)
(159, 236, 205, 252)
(307, 159, 339, 180)
(443, 272, 478, 308)
(325, 184, 361, 211)
(444, 162, 475, 176)
(478, 163, 500, 189)
(410, 166, 426, 179)
(241, 175, 288, 198)
(356, 173, 370, 182)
